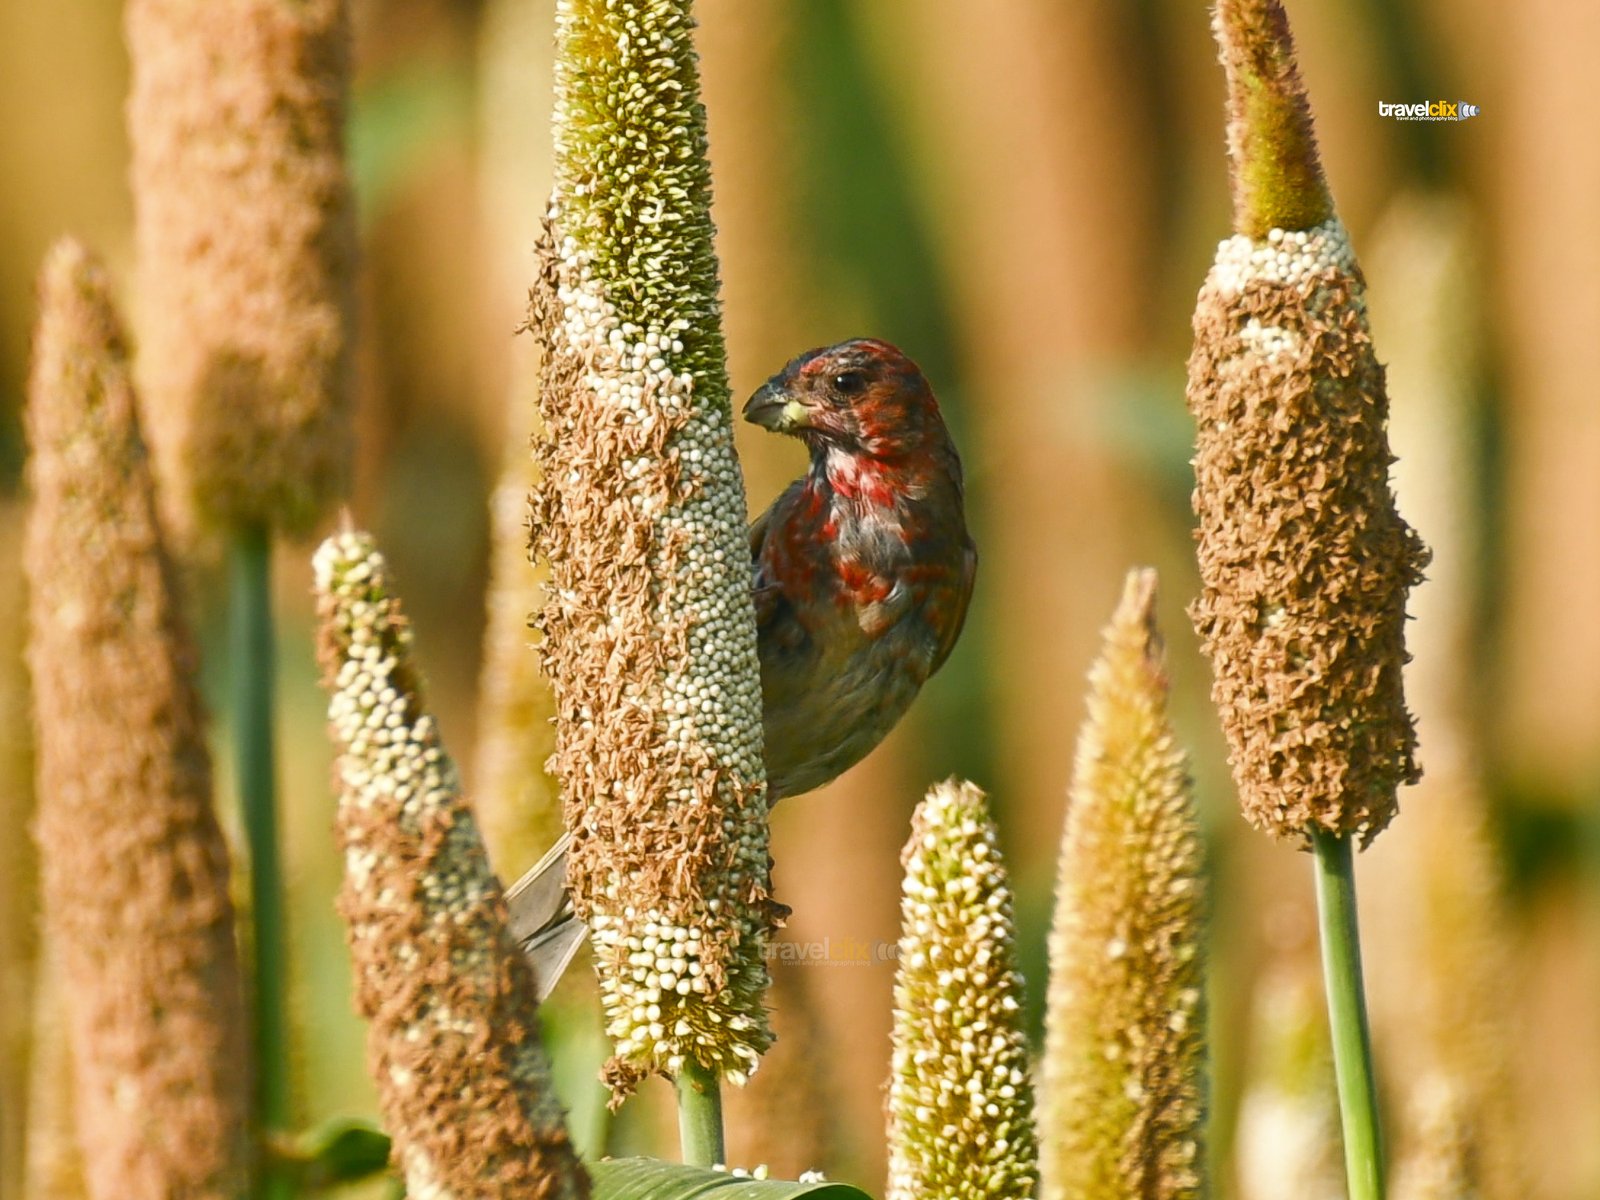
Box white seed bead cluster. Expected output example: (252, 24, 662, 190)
(710, 1164, 773, 1180)
(888, 781, 1037, 1200)
(657, 395, 768, 795)
(1208, 217, 1358, 298)
(315, 532, 474, 875)
(552, 243, 766, 798)
(587, 904, 764, 1083)
(1237, 317, 1302, 361)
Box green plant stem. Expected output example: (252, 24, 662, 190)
(232, 524, 292, 1200)
(1311, 828, 1385, 1200)
(675, 1058, 725, 1168)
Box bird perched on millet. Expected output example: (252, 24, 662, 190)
(509, 338, 977, 994)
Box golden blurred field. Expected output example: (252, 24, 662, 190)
(2, 1, 1597, 1196)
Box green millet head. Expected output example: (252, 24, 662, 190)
(528, 0, 773, 1095)
(315, 531, 587, 1200)
(1212, 0, 1333, 237)
(552, 0, 725, 385)
(887, 779, 1037, 1200)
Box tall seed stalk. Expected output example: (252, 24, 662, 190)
(25, 239, 251, 1200)
(314, 531, 588, 1200)
(126, 3, 357, 1191)
(526, 0, 775, 1161)
(1040, 570, 1206, 1200)
(1190, 4, 1430, 1196)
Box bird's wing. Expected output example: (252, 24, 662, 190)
(523, 914, 588, 1003)
(505, 831, 587, 1001)
(748, 495, 780, 623)
(748, 481, 804, 633)
(929, 540, 978, 676)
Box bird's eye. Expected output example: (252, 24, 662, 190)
(831, 370, 868, 395)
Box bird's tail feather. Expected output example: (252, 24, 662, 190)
(504, 831, 586, 1001)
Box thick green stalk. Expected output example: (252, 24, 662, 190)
(1312, 828, 1385, 1200)
(674, 1059, 725, 1168)
(232, 524, 291, 1199)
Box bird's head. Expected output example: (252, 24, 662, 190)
(742, 339, 950, 463)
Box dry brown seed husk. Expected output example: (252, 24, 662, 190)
(127, 0, 355, 539)
(1187, 226, 1428, 845)
(25, 238, 251, 1200)
(528, 0, 775, 1090)
(315, 531, 589, 1200)
(526, 221, 773, 1091)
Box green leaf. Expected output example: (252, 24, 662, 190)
(269, 1116, 394, 1188)
(589, 1158, 871, 1200)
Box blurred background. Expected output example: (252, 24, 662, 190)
(1, 0, 1596, 1196)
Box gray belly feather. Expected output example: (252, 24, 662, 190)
(758, 614, 928, 799)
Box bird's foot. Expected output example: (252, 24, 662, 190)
(763, 896, 793, 929)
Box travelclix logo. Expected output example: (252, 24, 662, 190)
(1379, 100, 1481, 121)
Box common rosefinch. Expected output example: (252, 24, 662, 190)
(510, 338, 977, 995)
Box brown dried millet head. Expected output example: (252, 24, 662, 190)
(1187, 219, 1429, 846)
(314, 531, 587, 1200)
(128, 0, 355, 540)
(25, 237, 251, 1200)
(1041, 570, 1206, 1200)
(527, 0, 774, 1094)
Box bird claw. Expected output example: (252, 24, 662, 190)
(764, 897, 793, 928)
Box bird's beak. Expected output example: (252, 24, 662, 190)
(743, 381, 809, 432)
